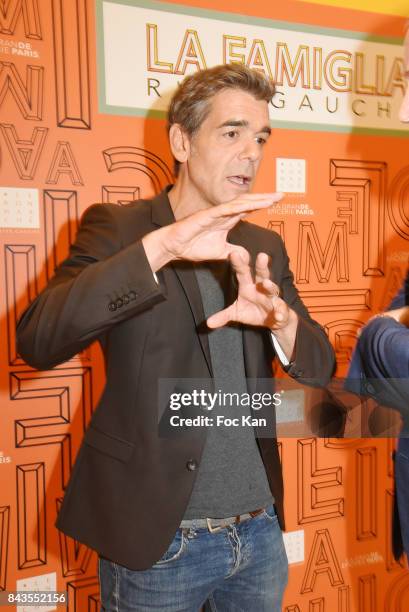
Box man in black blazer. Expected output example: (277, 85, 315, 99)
(17, 64, 335, 611)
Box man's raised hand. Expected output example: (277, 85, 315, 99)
(142, 193, 283, 272)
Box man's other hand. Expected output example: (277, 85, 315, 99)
(207, 250, 298, 360)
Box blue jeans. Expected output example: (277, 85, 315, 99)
(99, 505, 288, 611)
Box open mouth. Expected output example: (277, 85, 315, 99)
(227, 175, 251, 187)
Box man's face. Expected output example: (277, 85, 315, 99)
(181, 88, 271, 207)
(399, 26, 409, 122)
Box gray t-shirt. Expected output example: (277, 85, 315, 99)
(183, 262, 274, 519)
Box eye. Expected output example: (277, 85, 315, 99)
(255, 136, 267, 145)
(224, 130, 239, 139)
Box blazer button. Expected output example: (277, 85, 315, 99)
(129, 290, 137, 301)
(186, 459, 198, 471)
(116, 298, 124, 308)
(123, 294, 130, 304)
(108, 302, 117, 312)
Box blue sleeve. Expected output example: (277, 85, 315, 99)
(358, 317, 409, 379)
(353, 317, 409, 413)
(346, 273, 409, 412)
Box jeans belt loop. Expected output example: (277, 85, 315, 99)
(206, 518, 224, 534)
(205, 508, 264, 533)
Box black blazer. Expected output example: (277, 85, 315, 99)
(17, 188, 335, 570)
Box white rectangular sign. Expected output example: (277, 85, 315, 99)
(0, 187, 39, 229)
(98, 0, 408, 134)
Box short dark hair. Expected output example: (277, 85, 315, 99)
(168, 64, 275, 175)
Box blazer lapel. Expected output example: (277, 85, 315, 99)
(150, 189, 213, 376)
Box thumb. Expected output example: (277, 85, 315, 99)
(207, 304, 235, 329)
(271, 298, 291, 326)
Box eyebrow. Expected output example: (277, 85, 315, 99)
(217, 120, 271, 135)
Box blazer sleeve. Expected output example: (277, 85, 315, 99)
(17, 204, 165, 370)
(273, 235, 336, 385)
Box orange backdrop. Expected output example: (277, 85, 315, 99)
(1, 0, 409, 610)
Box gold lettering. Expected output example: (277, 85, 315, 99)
(313, 47, 322, 90)
(174, 30, 206, 75)
(324, 51, 352, 92)
(271, 91, 285, 109)
(355, 53, 376, 95)
(377, 101, 391, 117)
(275, 43, 310, 88)
(376, 55, 386, 95)
(352, 99, 365, 116)
(298, 94, 313, 111)
(146, 24, 173, 73)
(247, 39, 272, 77)
(326, 96, 338, 113)
(384, 57, 405, 96)
(223, 35, 246, 65)
(147, 77, 160, 97)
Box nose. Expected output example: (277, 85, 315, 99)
(238, 138, 262, 163)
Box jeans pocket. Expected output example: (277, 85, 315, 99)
(262, 505, 278, 522)
(155, 530, 186, 565)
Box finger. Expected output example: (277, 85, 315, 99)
(261, 278, 280, 298)
(230, 192, 284, 203)
(228, 248, 254, 287)
(207, 305, 235, 329)
(270, 297, 290, 324)
(272, 304, 285, 322)
(255, 252, 271, 284)
(227, 193, 284, 215)
(215, 193, 284, 217)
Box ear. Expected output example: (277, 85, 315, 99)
(169, 124, 190, 165)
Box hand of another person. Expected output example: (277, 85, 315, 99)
(358, 306, 409, 336)
(384, 306, 409, 327)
